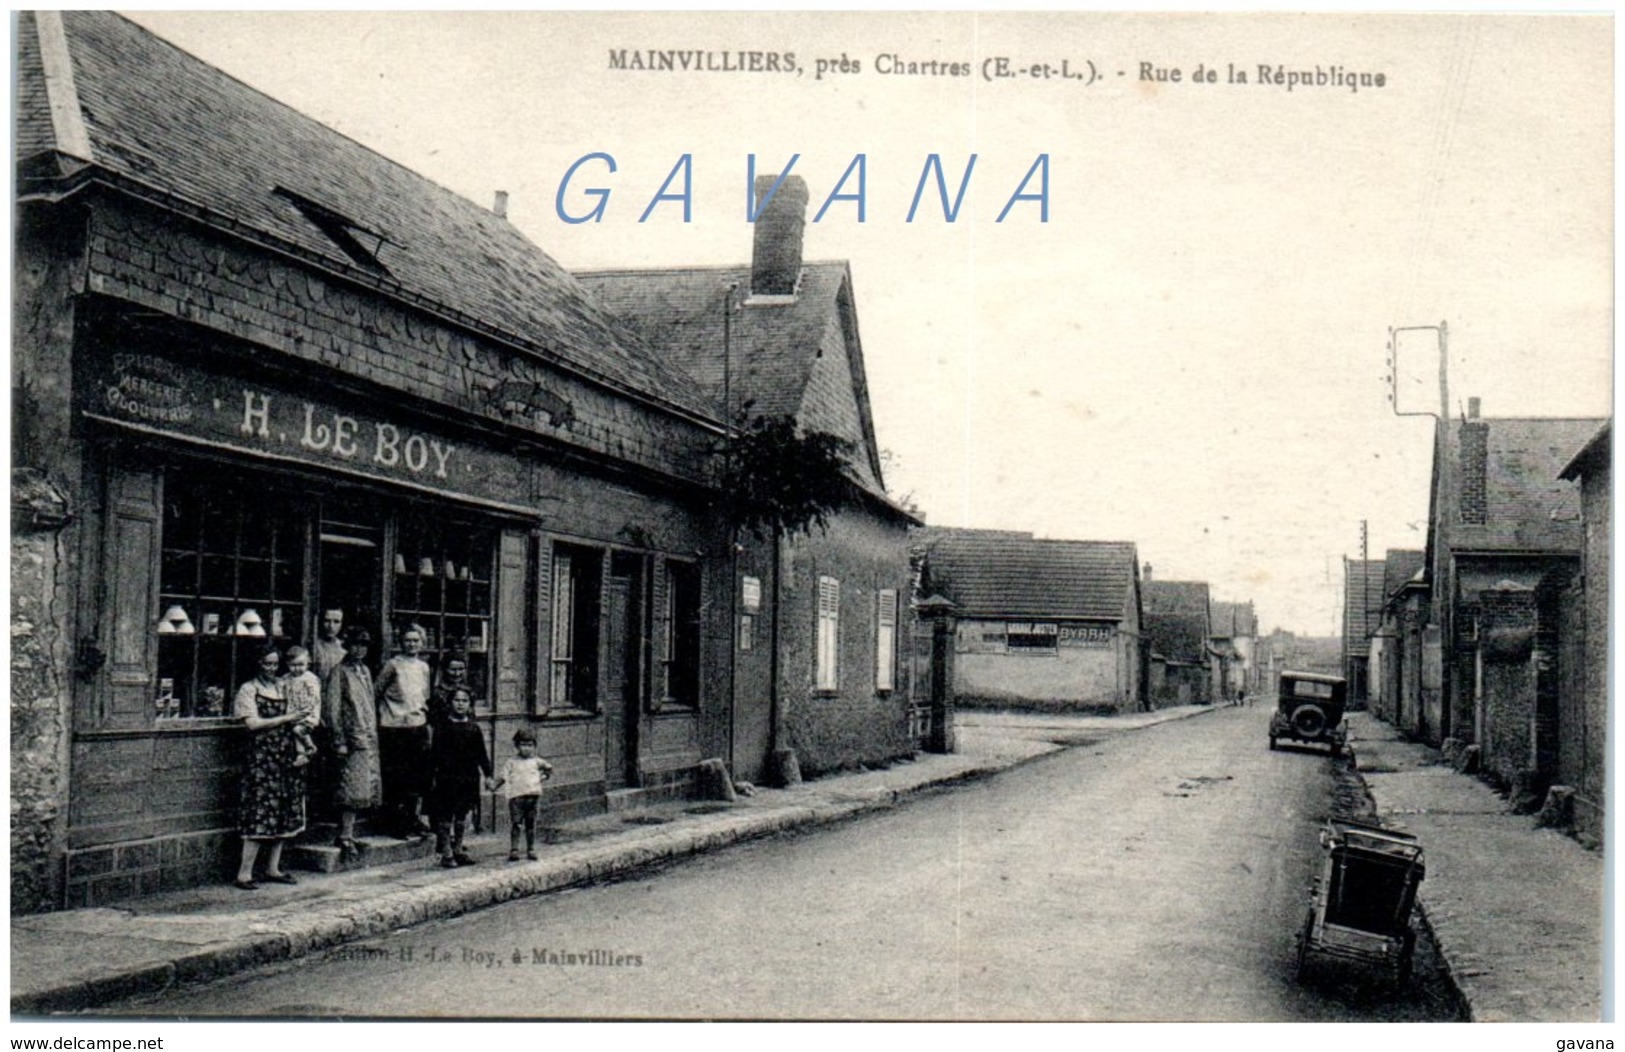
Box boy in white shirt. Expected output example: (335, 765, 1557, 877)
(496, 728, 554, 861)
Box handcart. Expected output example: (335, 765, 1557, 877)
(1294, 818, 1426, 986)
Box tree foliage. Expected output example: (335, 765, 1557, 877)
(715, 413, 859, 541)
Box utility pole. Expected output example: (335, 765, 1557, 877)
(1386, 321, 1449, 422)
(722, 282, 738, 771)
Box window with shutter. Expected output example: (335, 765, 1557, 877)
(816, 575, 840, 692)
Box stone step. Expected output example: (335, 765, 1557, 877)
(604, 787, 653, 813)
(286, 833, 437, 874)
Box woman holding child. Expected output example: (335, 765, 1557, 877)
(232, 646, 309, 890)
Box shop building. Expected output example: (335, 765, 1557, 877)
(14, 12, 737, 910)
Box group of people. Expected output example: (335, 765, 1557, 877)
(233, 609, 553, 889)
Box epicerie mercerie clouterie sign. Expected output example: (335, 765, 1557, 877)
(89, 352, 531, 510)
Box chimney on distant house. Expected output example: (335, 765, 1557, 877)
(1143, 563, 1153, 582)
(493, 191, 509, 219)
(1460, 396, 1488, 525)
(750, 174, 808, 298)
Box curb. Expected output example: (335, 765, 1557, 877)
(12, 757, 1019, 1015)
(14, 709, 1214, 1015)
(1342, 731, 1474, 1022)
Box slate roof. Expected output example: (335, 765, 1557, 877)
(1209, 600, 1257, 638)
(1143, 580, 1211, 615)
(1382, 549, 1426, 601)
(16, 11, 713, 421)
(1145, 614, 1210, 666)
(1559, 421, 1611, 481)
(579, 262, 888, 494)
(1142, 580, 1211, 664)
(1441, 416, 1605, 552)
(1343, 559, 1386, 656)
(914, 529, 1138, 621)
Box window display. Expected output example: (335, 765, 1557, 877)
(156, 475, 307, 718)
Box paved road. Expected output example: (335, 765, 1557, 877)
(104, 706, 1462, 1021)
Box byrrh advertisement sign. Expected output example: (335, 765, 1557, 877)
(84, 350, 534, 512)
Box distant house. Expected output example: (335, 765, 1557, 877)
(1209, 600, 1258, 701)
(1413, 400, 1603, 798)
(1342, 558, 1386, 708)
(581, 176, 921, 781)
(912, 529, 1143, 712)
(1556, 421, 1609, 844)
(1368, 549, 1425, 725)
(1143, 573, 1212, 707)
(1257, 629, 1343, 696)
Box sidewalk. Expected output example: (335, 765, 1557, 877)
(16, 705, 1600, 1020)
(11, 705, 1215, 1015)
(1345, 712, 1605, 1022)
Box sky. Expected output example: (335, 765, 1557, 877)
(121, 10, 1614, 637)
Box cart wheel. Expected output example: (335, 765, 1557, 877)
(1396, 929, 1416, 987)
(1294, 910, 1314, 982)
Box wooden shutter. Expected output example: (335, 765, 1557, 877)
(816, 576, 840, 691)
(494, 529, 529, 713)
(548, 549, 573, 712)
(876, 588, 897, 691)
(100, 462, 162, 729)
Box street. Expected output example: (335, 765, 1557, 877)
(104, 706, 1463, 1021)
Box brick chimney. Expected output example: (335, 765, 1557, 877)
(493, 190, 509, 219)
(1143, 562, 1153, 582)
(1459, 397, 1488, 525)
(750, 175, 808, 298)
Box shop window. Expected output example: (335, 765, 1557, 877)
(392, 515, 495, 699)
(155, 474, 307, 719)
(662, 560, 701, 708)
(816, 576, 840, 691)
(876, 588, 897, 692)
(550, 543, 603, 712)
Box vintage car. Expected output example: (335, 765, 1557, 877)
(1268, 671, 1348, 756)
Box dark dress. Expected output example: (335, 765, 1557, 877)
(235, 679, 307, 840)
(427, 717, 492, 822)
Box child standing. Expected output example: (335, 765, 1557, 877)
(280, 646, 322, 767)
(497, 728, 554, 861)
(426, 688, 493, 868)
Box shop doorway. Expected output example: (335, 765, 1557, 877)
(317, 501, 384, 666)
(603, 555, 646, 789)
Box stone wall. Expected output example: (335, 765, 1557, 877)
(774, 504, 913, 776)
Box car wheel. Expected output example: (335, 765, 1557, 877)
(1291, 704, 1328, 738)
